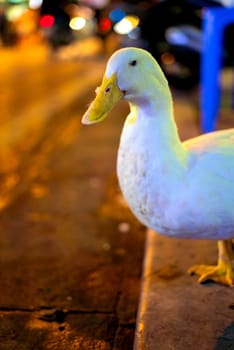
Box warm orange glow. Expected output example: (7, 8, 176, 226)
(161, 52, 175, 65)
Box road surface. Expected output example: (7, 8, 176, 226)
(0, 44, 145, 349)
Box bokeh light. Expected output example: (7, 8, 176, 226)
(109, 8, 125, 23)
(69, 17, 86, 31)
(39, 14, 55, 28)
(6, 4, 27, 21)
(114, 15, 139, 35)
(99, 17, 111, 32)
(29, 0, 43, 10)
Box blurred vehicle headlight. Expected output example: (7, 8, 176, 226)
(114, 15, 139, 35)
(69, 17, 86, 31)
(29, 0, 43, 10)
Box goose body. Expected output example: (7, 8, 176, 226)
(82, 47, 234, 286)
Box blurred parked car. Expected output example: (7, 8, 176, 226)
(140, 0, 234, 89)
(39, 0, 74, 51)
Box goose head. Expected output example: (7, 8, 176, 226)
(82, 47, 169, 125)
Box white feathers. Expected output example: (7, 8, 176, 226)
(104, 48, 234, 240)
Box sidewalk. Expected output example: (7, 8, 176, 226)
(135, 231, 234, 350)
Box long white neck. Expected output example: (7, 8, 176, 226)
(117, 81, 189, 232)
(121, 88, 188, 168)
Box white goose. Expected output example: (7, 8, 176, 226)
(82, 47, 234, 287)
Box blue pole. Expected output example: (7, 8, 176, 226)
(200, 8, 223, 132)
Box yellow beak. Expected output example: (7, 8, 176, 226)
(82, 73, 124, 125)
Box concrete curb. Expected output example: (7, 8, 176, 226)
(134, 229, 234, 350)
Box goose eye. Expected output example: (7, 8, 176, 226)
(129, 60, 137, 67)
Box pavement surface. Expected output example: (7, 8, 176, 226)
(135, 231, 234, 350)
(0, 42, 145, 349)
(0, 103, 145, 349)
